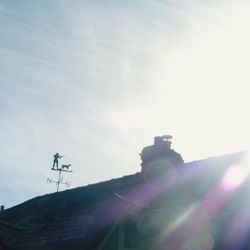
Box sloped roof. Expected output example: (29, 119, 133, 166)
(0, 151, 246, 250)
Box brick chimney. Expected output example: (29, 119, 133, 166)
(140, 135, 184, 180)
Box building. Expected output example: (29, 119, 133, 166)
(0, 136, 248, 250)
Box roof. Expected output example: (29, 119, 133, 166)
(0, 151, 246, 250)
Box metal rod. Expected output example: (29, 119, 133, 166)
(57, 170, 62, 192)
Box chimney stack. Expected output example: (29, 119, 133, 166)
(140, 135, 184, 179)
(1, 205, 4, 212)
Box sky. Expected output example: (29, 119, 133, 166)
(1, 0, 250, 208)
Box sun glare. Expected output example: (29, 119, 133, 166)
(221, 164, 248, 191)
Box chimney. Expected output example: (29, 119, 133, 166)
(140, 135, 184, 179)
(1, 205, 4, 212)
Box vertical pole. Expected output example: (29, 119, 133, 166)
(57, 169, 62, 192)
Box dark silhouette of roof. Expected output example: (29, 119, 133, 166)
(0, 151, 246, 250)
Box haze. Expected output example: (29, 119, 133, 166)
(1, 0, 250, 208)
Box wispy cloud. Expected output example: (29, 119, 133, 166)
(1, 0, 250, 207)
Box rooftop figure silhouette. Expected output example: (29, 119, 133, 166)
(52, 153, 63, 170)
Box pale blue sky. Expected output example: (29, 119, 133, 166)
(1, 0, 250, 208)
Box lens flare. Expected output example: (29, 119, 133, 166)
(221, 164, 248, 190)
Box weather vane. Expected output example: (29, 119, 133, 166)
(47, 153, 72, 192)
